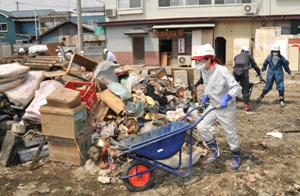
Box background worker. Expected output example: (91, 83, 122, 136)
(233, 46, 263, 111)
(256, 44, 294, 107)
(103, 48, 118, 64)
(193, 44, 242, 170)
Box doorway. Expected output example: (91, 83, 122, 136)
(215, 37, 226, 64)
(132, 37, 145, 64)
(159, 39, 172, 66)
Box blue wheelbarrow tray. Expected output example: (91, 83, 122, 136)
(118, 121, 190, 160)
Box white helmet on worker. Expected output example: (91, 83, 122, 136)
(103, 48, 109, 54)
(241, 45, 250, 52)
(271, 44, 280, 51)
(192, 44, 215, 61)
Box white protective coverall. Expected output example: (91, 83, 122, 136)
(106, 50, 117, 63)
(197, 64, 242, 151)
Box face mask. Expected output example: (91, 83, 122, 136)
(271, 51, 279, 57)
(195, 59, 208, 69)
(196, 62, 206, 69)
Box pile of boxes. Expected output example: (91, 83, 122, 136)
(40, 87, 91, 166)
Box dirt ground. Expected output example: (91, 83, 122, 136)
(0, 71, 300, 196)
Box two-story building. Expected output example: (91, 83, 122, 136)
(0, 9, 54, 44)
(100, 0, 300, 65)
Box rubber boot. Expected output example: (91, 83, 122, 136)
(231, 149, 241, 170)
(279, 97, 285, 107)
(206, 138, 220, 163)
(256, 94, 264, 103)
(243, 103, 251, 111)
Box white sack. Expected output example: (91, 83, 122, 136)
(0, 77, 26, 93)
(5, 71, 45, 107)
(23, 80, 63, 122)
(0, 63, 29, 79)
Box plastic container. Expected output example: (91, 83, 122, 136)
(65, 81, 97, 110)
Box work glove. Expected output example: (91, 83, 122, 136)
(201, 94, 210, 107)
(220, 93, 232, 109)
(289, 73, 295, 79)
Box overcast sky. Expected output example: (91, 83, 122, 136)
(0, 0, 104, 11)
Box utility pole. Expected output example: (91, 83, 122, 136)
(34, 8, 38, 41)
(16, 1, 19, 11)
(76, 0, 83, 52)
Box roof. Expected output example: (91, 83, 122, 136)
(73, 7, 104, 13)
(0, 10, 14, 18)
(40, 21, 93, 37)
(10, 9, 54, 18)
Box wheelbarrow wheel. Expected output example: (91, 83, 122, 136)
(123, 161, 155, 192)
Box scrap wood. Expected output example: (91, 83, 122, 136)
(282, 129, 300, 133)
(29, 135, 47, 170)
(88, 101, 110, 128)
(97, 90, 125, 115)
(66, 53, 98, 73)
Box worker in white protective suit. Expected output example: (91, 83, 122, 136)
(103, 48, 118, 64)
(192, 44, 242, 170)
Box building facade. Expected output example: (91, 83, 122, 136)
(101, 0, 300, 65)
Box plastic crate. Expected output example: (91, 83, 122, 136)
(65, 81, 97, 110)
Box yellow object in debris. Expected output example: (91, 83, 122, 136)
(145, 96, 155, 106)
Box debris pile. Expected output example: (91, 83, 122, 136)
(0, 50, 205, 186)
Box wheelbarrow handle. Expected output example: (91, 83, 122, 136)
(181, 106, 201, 121)
(183, 104, 221, 129)
(181, 104, 221, 122)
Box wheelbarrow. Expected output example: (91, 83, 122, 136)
(117, 105, 220, 192)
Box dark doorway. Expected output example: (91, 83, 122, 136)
(215, 37, 226, 64)
(159, 39, 172, 66)
(133, 37, 145, 64)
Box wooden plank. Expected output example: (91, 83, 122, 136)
(26, 60, 58, 64)
(46, 42, 60, 56)
(44, 70, 67, 78)
(72, 53, 98, 71)
(97, 90, 125, 115)
(0, 130, 19, 166)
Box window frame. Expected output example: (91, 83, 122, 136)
(0, 23, 8, 32)
(158, 0, 256, 8)
(118, 0, 143, 10)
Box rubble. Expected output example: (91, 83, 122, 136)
(0, 45, 209, 192)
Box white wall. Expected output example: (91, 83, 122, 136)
(106, 25, 159, 52)
(105, 0, 300, 22)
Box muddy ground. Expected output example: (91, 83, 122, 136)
(0, 71, 300, 196)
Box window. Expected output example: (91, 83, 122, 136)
(0, 23, 8, 32)
(186, 0, 211, 5)
(159, 0, 184, 7)
(118, 0, 142, 9)
(216, 0, 256, 4)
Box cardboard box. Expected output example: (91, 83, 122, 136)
(48, 131, 92, 166)
(47, 87, 81, 109)
(40, 104, 87, 139)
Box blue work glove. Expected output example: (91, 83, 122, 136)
(201, 94, 210, 106)
(220, 93, 232, 108)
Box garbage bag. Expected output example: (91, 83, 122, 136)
(108, 82, 131, 100)
(23, 80, 63, 123)
(93, 61, 119, 83)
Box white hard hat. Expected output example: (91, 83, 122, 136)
(271, 44, 280, 51)
(241, 45, 250, 52)
(192, 44, 215, 61)
(103, 48, 108, 54)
